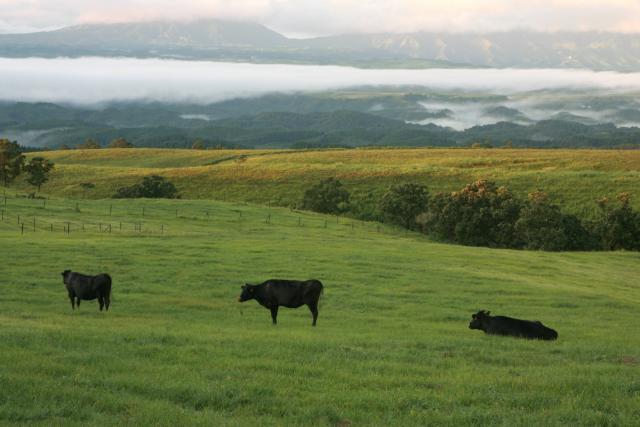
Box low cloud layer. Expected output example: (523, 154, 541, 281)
(1, 1, 639, 36)
(2, 57, 640, 105)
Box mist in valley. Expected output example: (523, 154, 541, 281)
(2, 57, 640, 148)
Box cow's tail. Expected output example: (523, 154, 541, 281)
(105, 274, 112, 299)
(315, 279, 324, 307)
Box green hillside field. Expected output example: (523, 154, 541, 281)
(19, 147, 640, 219)
(0, 195, 639, 426)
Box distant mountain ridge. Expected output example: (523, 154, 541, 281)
(1, 20, 640, 70)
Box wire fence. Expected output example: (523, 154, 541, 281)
(0, 192, 411, 239)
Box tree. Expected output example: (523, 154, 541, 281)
(76, 139, 101, 149)
(192, 139, 206, 150)
(418, 180, 522, 248)
(108, 137, 133, 148)
(379, 183, 429, 230)
(515, 191, 594, 251)
(113, 175, 180, 199)
(302, 178, 350, 214)
(0, 139, 25, 186)
(24, 157, 55, 192)
(593, 193, 640, 250)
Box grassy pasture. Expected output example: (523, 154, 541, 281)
(24, 148, 640, 218)
(1, 195, 639, 426)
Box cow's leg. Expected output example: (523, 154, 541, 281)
(76, 297, 81, 309)
(104, 295, 110, 311)
(98, 296, 104, 312)
(308, 302, 319, 326)
(270, 306, 278, 325)
(69, 295, 75, 310)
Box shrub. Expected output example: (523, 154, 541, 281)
(302, 178, 350, 214)
(76, 139, 101, 149)
(113, 175, 180, 199)
(108, 137, 133, 148)
(379, 183, 429, 230)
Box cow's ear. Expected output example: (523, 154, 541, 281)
(486, 311, 491, 316)
(472, 314, 477, 319)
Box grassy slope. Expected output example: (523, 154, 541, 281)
(1, 196, 639, 426)
(24, 148, 640, 218)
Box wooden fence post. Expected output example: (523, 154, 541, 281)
(21, 223, 24, 235)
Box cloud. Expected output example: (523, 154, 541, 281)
(0, 0, 639, 36)
(2, 57, 640, 106)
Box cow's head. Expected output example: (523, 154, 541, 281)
(61, 270, 71, 284)
(238, 284, 256, 302)
(469, 310, 490, 330)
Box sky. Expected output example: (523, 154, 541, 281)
(0, 0, 639, 36)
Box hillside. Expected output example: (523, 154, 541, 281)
(17, 148, 640, 219)
(1, 20, 640, 70)
(1, 195, 639, 425)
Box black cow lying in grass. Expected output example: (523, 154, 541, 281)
(469, 310, 558, 340)
(238, 279, 323, 326)
(61, 270, 112, 311)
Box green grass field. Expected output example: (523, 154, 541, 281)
(1, 194, 639, 426)
(23, 148, 640, 218)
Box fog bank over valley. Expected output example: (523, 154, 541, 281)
(2, 57, 640, 149)
(2, 57, 640, 106)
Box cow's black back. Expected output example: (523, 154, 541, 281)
(469, 310, 557, 340)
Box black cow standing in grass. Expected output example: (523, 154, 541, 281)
(238, 279, 323, 326)
(469, 310, 558, 340)
(61, 270, 112, 311)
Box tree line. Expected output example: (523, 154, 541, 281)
(302, 178, 640, 251)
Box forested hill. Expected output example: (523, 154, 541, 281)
(2, 103, 640, 149)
